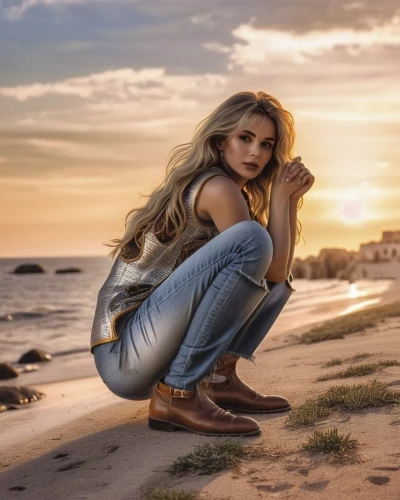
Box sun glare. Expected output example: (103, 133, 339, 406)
(338, 192, 367, 224)
(348, 283, 368, 300)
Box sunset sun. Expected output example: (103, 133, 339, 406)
(338, 193, 367, 224)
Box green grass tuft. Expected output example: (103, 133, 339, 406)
(302, 427, 358, 458)
(317, 360, 400, 382)
(379, 360, 400, 368)
(300, 317, 373, 344)
(285, 399, 331, 427)
(350, 353, 373, 362)
(168, 440, 262, 476)
(142, 490, 199, 500)
(286, 380, 400, 428)
(318, 363, 378, 381)
(318, 380, 400, 410)
(300, 301, 400, 344)
(321, 353, 375, 369)
(322, 358, 343, 368)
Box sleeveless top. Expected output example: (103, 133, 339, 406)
(90, 167, 231, 351)
(90, 165, 295, 352)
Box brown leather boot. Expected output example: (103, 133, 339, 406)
(148, 381, 261, 436)
(203, 354, 291, 414)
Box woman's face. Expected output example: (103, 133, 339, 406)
(220, 114, 276, 188)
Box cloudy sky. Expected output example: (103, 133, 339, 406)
(1, 0, 399, 258)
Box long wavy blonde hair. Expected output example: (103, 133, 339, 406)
(108, 91, 302, 258)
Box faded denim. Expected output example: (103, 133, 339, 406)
(93, 221, 292, 400)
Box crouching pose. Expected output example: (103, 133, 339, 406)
(90, 91, 315, 436)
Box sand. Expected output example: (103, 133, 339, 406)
(1, 281, 400, 500)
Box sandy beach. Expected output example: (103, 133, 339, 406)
(1, 280, 400, 500)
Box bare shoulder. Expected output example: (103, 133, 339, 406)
(195, 174, 251, 233)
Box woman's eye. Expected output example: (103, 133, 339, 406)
(240, 136, 272, 148)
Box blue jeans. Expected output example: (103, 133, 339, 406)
(93, 221, 293, 400)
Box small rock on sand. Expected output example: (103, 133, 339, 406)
(0, 363, 19, 380)
(18, 349, 52, 363)
(0, 386, 45, 406)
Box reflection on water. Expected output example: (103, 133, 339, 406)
(339, 298, 381, 316)
(268, 279, 395, 338)
(348, 283, 368, 300)
(284, 279, 392, 317)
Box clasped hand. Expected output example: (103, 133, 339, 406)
(271, 156, 315, 201)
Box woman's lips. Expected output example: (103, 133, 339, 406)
(243, 162, 258, 170)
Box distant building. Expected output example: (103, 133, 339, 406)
(291, 230, 400, 280)
(382, 231, 400, 244)
(292, 248, 356, 280)
(354, 230, 400, 279)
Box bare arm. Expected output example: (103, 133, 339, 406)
(197, 174, 298, 283)
(286, 199, 298, 277)
(267, 155, 315, 282)
(196, 175, 251, 233)
(265, 191, 291, 282)
(283, 155, 316, 278)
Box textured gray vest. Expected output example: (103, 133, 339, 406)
(90, 166, 231, 351)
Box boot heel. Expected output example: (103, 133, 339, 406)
(148, 417, 179, 432)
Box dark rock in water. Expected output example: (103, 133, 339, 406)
(14, 312, 45, 320)
(0, 363, 19, 380)
(12, 263, 45, 274)
(0, 386, 45, 405)
(55, 267, 82, 274)
(0, 314, 13, 322)
(2, 309, 72, 322)
(18, 349, 52, 363)
(1, 311, 48, 322)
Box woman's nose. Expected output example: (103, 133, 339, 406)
(250, 144, 260, 157)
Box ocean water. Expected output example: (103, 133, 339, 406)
(0, 257, 112, 362)
(0, 257, 393, 362)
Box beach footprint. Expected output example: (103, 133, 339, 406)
(57, 461, 86, 472)
(256, 483, 293, 493)
(301, 480, 330, 491)
(367, 476, 391, 485)
(102, 445, 119, 454)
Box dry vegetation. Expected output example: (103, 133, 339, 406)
(302, 427, 358, 462)
(317, 360, 400, 381)
(322, 353, 374, 368)
(286, 380, 400, 428)
(300, 301, 400, 344)
(168, 440, 264, 476)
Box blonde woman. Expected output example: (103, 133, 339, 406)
(90, 91, 315, 436)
